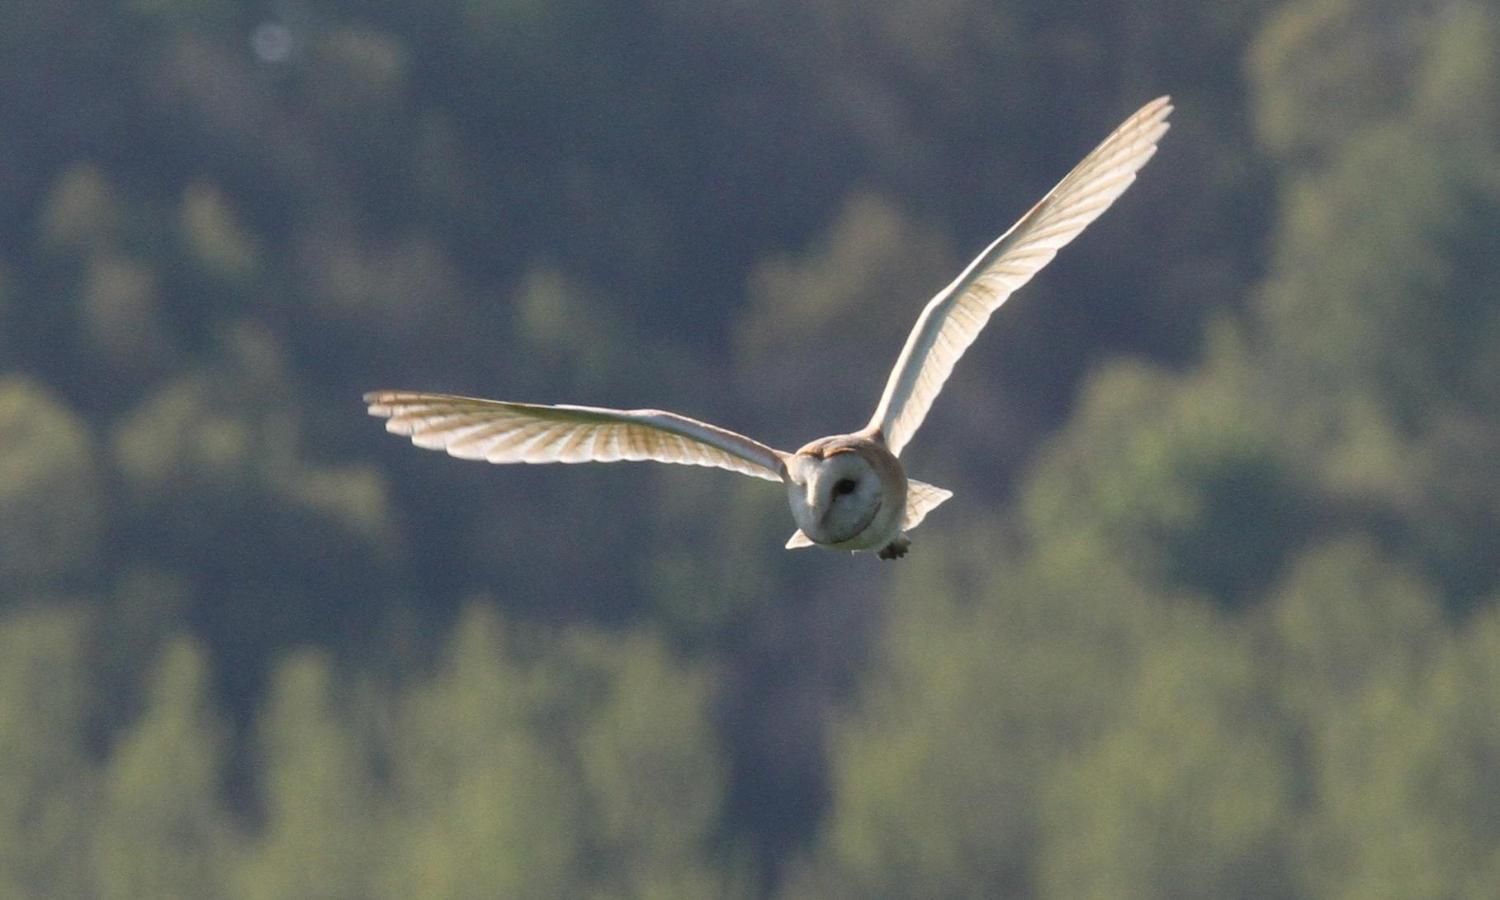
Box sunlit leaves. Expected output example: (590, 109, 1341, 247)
(1247, 0, 1418, 162)
(736, 192, 956, 438)
(1022, 356, 1304, 606)
(379, 605, 741, 898)
(1039, 617, 1293, 900)
(180, 182, 260, 283)
(234, 652, 379, 900)
(38, 164, 126, 252)
(4, 0, 1500, 895)
(0, 378, 103, 594)
(0, 608, 97, 900)
(92, 638, 238, 900)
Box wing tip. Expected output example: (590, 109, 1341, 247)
(1137, 95, 1173, 121)
(1120, 96, 1173, 146)
(365, 389, 420, 419)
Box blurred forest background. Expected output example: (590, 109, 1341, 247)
(3, 0, 1500, 896)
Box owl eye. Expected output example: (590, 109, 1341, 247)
(832, 477, 859, 497)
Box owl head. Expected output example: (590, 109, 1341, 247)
(785, 437, 899, 547)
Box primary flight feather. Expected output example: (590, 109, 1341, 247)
(367, 96, 1172, 559)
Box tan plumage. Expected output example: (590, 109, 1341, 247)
(367, 97, 1172, 559)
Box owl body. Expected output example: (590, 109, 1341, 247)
(785, 434, 908, 555)
(365, 98, 1172, 559)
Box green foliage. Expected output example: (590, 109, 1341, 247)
(179, 182, 261, 284)
(1038, 614, 1294, 900)
(1246, 0, 1500, 604)
(92, 638, 239, 900)
(234, 652, 379, 900)
(38, 163, 126, 253)
(381, 606, 740, 899)
(3, 0, 1500, 895)
(0, 377, 103, 594)
(1257, 124, 1474, 425)
(1263, 538, 1443, 709)
(1247, 0, 1417, 161)
(108, 326, 400, 687)
(245, 605, 740, 899)
(736, 192, 958, 437)
(1259, 544, 1499, 900)
(787, 537, 1161, 897)
(792, 535, 1500, 898)
(1022, 349, 1305, 606)
(511, 265, 651, 396)
(1286, 601, 1500, 900)
(0, 605, 741, 897)
(380, 606, 585, 898)
(0, 608, 98, 900)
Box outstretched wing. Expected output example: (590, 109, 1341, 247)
(365, 391, 789, 482)
(867, 96, 1173, 456)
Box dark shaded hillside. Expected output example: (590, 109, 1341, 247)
(3, 1, 1499, 896)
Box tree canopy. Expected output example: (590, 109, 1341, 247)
(3, 0, 1498, 896)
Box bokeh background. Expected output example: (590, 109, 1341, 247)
(4, 0, 1500, 896)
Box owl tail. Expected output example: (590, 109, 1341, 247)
(902, 479, 952, 531)
(786, 529, 816, 549)
(784, 479, 953, 550)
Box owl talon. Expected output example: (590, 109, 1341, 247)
(878, 537, 911, 560)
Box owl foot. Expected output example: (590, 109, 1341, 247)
(878, 536, 911, 560)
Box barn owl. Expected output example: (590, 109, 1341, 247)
(367, 97, 1172, 559)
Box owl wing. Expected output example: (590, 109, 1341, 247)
(365, 391, 789, 482)
(866, 96, 1172, 457)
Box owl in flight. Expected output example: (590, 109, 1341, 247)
(367, 97, 1171, 559)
